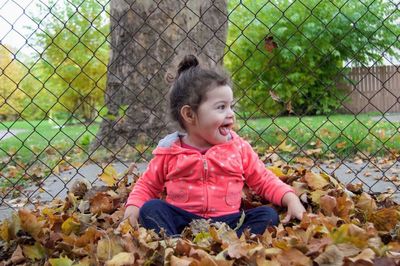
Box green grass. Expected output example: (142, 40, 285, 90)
(1, 113, 399, 164)
(0, 119, 99, 162)
(0, 113, 399, 189)
(236, 113, 400, 159)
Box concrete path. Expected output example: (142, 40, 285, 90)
(0, 129, 26, 141)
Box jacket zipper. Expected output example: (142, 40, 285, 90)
(202, 155, 208, 216)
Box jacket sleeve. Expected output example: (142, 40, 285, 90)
(125, 154, 167, 208)
(240, 139, 294, 206)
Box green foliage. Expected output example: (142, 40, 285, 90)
(0, 45, 29, 119)
(225, 0, 400, 117)
(26, 0, 110, 122)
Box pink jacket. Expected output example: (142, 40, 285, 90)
(126, 131, 294, 218)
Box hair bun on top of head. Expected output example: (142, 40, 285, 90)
(177, 54, 199, 76)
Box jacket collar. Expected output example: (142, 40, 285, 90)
(153, 131, 237, 155)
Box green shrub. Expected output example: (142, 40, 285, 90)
(225, 0, 400, 117)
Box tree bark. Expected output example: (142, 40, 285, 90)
(92, 0, 228, 151)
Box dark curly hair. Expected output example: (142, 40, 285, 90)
(168, 55, 232, 129)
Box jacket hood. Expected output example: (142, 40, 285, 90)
(153, 131, 237, 155)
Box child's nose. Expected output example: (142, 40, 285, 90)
(227, 107, 235, 118)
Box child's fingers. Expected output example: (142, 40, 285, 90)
(281, 213, 291, 224)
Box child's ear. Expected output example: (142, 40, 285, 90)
(180, 105, 196, 125)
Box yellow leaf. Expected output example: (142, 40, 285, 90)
(22, 242, 46, 260)
(105, 252, 135, 266)
(310, 190, 328, 205)
(97, 237, 125, 261)
(98, 165, 118, 186)
(49, 256, 74, 266)
(277, 141, 296, 152)
(62, 216, 81, 235)
(330, 224, 368, 248)
(0, 220, 11, 242)
(268, 166, 285, 177)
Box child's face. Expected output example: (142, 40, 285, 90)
(188, 85, 235, 147)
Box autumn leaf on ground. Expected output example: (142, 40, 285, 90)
(277, 140, 296, 152)
(105, 252, 135, 266)
(0, 163, 400, 265)
(18, 209, 44, 240)
(98, 165, 118, 186)
(304, 171, 330, 190)
(367, 207, 399, 231)
(48, 256, 74, 266)
(90, 192, 115, 214)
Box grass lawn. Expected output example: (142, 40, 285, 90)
(0, 113, 399, 190)
(1, 112, 399, 163)
(0, 119, 99, 166)
(236, 112, 400, 158)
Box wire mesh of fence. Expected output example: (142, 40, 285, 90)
(0, 0, 399, 218)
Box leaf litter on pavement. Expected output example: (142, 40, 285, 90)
(0, 161, 399, 266)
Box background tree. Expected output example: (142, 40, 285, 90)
(0, 45, 26, 120)
(27, 0, 109, 123)
(93, 0, 228, 150)
(225, 0, 400, 117)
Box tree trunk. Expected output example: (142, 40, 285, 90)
(92, 0, 228, 151)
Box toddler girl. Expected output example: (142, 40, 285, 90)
(123, 55, 305, 236)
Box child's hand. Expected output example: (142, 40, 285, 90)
(123, 205, 140, 228)
(281, 192, 306, 223)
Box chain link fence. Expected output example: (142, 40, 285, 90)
(0, 0, 399, 219)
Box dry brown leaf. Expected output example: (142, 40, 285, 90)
(314, 245, 344, 266)
(97, 237, 125, 261)
(368, 208, 399, 231)
(295, 157, 315, 167)
(170, 255, 194, 266)
(9, 245, 25, 265)
(345, 248, 375, 265)
(18, 209, 44, 240)
(105, 252, 135, 266)
(335, 193, 354, 220)
(320, 195, 337, 216)
(276, 248, 312, 266)
(90, 192, 115, 214)
(304, 171, 330, 190)
(355, 192, 377, 214)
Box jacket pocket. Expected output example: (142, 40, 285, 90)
(167, 181, 189, 203)
(225, 181, 243, 206)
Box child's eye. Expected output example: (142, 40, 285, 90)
(217, 105, 225, 110)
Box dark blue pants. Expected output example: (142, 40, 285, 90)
(138, 199, 279, 236)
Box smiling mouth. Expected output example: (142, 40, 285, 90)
(219, 123, 233, 136)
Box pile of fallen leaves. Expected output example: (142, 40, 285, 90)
(0, 164, 399, 266)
